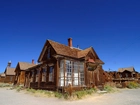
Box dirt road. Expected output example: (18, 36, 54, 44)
(0, 88, 140, 105)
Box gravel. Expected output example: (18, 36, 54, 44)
(0, 88, 140, 105)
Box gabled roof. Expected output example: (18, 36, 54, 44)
(27, 63, 43, 71)
(17, 62, 36, 71)
(38, 39, 104, 64)
(77, 47, 91, 58)
(118, 67, 135, 72)
(0, 73, 5, 77)
(4, 67, 15, 76)
(48, 40, 80, 58)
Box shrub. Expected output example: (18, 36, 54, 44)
(27, 88, 36, 93)
(63, 93, 69, 99)
(54, 92, 63, 98)
(104, 84, 114, 92)
(127, 81, 140, 89)
(73, 88, 96, 99)
(0, 83, 12, 87)
(16, 86, 22, 92)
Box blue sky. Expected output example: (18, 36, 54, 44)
(0, 0, 140, 72)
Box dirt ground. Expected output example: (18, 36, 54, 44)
(0, 88, 140, 105)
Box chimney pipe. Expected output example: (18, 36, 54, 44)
(7, 61, 11, 67)
(32, 59, 34, 64)
(68, 38, 72, 48)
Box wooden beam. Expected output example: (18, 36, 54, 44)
(56, 59, 59, 87)
(78, 62, 80, 86)
(64, 60, 66, 87)
(38, 68, 41, 88)
(84, 62, 87, 86)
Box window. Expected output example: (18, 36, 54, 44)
(31, 71, 34, 82)
(65, 60, 72, 86)
(49, 66, 54, 82)
(73, 62, 78, 86)
(120, 74, 122, 78)
(47, 48, 51, 59)
(42, 67, 47, 82)
(36, 70, 40, 82)
(10, 77, 13, 81)
(79, 62, 84, 86)
(126, 73, 128, 78)
(59, 60, 64, 86)
(58, 60, 85, 87)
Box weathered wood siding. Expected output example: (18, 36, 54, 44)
(0, 77, 5, 82)
(4, 75, 15, 83)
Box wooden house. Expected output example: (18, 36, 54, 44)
(14, 61, 35, 85)
(4, 67, 15, 83)
(0, 73, 6, 83)
(106, 71, 120, 79)
(113, 67, 139, 83)
(25, 38, 109, 91)
(118, 67, 138, 78)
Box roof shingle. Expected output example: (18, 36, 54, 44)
(118, 67, 135, 72)
(18, 62, 36, 70)
(39, 39, 104, 64)
(5, 67, 15, 75)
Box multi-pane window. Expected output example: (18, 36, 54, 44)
(42, 67, 47, 82)
(65, 60, 72, 86)
(79, 62, 84, 86)
(73, 62, 78, 86)
(58, 60, 84, 87)
(49, 66, 54, 82)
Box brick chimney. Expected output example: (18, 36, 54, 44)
(32, 59, 34, 64)
(68, 38, 72, 48)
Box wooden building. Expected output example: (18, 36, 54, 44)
(14, 61, 35, 85)
(112, 67, 139, 83)
(25, 38, 109, 91)
(0, 73, 5, 83)
(4, 67, 15, 83)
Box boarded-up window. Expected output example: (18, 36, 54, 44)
(42, 67, 47, 82)
(49, 66, 54, 82)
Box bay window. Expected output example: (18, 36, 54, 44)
(59, 60, 85, 87)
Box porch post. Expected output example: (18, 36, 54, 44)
(84, 62, 87, 86)
(38, 68, 41, 88)
(64, 59, 66, 87)
(56, 59, 59, 88)
(78, 62, 80, 86)
(27, 72, 30, 88)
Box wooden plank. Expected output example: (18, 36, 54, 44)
(38, 68, 41, 88)
(78, 62, 80, 86)
(56, 59, 59, 87)
(64, 60, 66, 87)
(84, 62, 86, 86)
